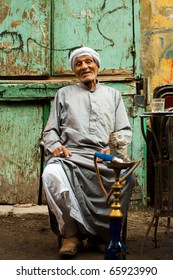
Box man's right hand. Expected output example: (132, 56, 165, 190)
(52, 146, 72, 158)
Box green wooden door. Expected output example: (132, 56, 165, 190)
(53, 0, 135, 76)
(0, 0, 146, 205)
(0, 84, 55, 204)
(0, 0, 51, 76)
(0, 101, 43, 204)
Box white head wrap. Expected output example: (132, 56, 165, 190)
(69, 47, 100, 71)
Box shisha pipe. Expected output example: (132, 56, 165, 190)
(94, 152, 140, 260)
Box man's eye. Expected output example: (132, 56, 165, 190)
(86, 59, 93, 63)
(75, 62, 81, 66)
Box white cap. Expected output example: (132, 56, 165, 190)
(69, 47, 100, 71)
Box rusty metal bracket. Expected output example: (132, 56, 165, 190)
(135, 77, 150, 107)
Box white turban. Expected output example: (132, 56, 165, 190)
(69, 47, 100, 71)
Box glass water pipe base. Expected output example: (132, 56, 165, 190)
(104, 240, 126, 260)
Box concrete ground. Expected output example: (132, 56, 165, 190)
(0, 204, 173, 260)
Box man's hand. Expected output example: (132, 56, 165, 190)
(96, 147, 110, 162)
(52, 146, 72, 158)
(101, 147, 110, 154)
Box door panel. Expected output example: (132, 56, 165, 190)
(0, 101, 43, 204)
(53, 0, 134, 76)
(0, 0, 51, 76)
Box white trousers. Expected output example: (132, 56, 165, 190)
(42, 163, 96, 237)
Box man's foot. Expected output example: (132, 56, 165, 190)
(84, 235, 107, 253)
(59, 234, 83, 256)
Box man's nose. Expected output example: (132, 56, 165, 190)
(81, 62, 88, 69)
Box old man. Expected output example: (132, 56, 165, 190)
(42, 46, 134, 257)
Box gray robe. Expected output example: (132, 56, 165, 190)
(43, 81, 133, 242)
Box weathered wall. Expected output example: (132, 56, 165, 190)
(141, 0, 173, 98)
(0, 1, 146, 205)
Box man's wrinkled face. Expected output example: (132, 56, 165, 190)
(74, 55, 98, 83)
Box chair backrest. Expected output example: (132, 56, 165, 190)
(151, 85, 173, 160)
(153, 84, 173, 108)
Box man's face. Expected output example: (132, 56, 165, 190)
(74, 55, 98, 83)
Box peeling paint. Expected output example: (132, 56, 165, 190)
(11, 19, 23, 28)
(0, 0, 50, 76)
(0, 0, 11, 24)
(141, 0, 173, 91)
(159, 7, 173, 19)
(80, 9, 94, 18)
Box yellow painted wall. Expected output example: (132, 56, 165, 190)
(141, 0, 173, 98)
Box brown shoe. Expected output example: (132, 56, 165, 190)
(84, 235, 107, 253)
(59, 234, 83, 256)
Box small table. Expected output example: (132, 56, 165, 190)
(140, 111, 173, 256)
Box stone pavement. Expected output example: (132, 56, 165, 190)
(0, 204, 173, 260)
